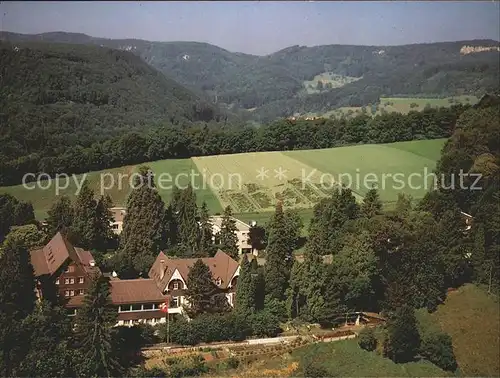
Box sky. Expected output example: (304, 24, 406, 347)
(1, 1, 499, 55)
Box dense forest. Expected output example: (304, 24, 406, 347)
(1, 31, 499, 122)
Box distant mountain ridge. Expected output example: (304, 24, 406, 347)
(2, 31, 499, 122)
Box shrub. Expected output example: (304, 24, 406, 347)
(358, 327, 377, 351)
(420, 332, 458, 371)
(250, 309, 282, 338)
(383, 306, 421, 363)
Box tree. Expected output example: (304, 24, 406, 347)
(117, 167, 166, 278)
(395, 193, 413, 216)
(176, 185, 199, 252)
(235, 254, 255, 314)
(93, 194, 115, 251)
(19, 301, 77, 377)
(75, 273, 122, 377)
(358, 327, 377, 351)
(361, 187, 383, 218)
(197, 202, 214, 257)
(307, 187, 359, 255)
(218, 206, 239, 260)
(71, 180, 99, 249)
(0, 193, 35, 243)
(46, 195, 74, 237)
(0, 238, 36, 376)
(248, 224, 266, 253)
(265, 202, 294, 301)
(2, 224, 46, 250)
(420, 331, 457, 371)
(383, 305, 421, 363)
(184, 259, 229, 317)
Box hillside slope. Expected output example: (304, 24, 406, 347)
(2, 32, 498, 122)
(0, 40, 222, 183)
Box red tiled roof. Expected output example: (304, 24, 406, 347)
(29, 232, 100, 277)
(148, 250, 239, 291)
(110, 278, 167, 305)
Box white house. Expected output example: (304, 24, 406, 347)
(210, 216, 253, 255)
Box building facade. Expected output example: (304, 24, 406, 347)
(30, 232, 240, 325)
(148, 250, 240, 315)
(110, 206, 126, 235)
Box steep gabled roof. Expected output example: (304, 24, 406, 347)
(29, 232, 100, 277)
(148, 250, 239, 291)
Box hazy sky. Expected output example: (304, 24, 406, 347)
(1, 1, 499, 55)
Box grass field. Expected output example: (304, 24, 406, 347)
(417, 284, 500, 377)
(0, 139, 445, 221)
(303, 72, 362, 94)
(285, 139, 445, 203)
(290, 339, 447, 377)
(307, 95, 479, 119)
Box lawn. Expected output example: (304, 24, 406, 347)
(417, 284, 500, 377)
(0, 140, 444, 220)
(0, 165, 137, 220)
(285, 139, 446, 202)
(308, 95, 479, 119)
(146, 159, 222, 213)
(303, 72, 361, 94)
(290, 339, 447, 377)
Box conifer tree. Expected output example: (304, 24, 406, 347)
(383, 305, 421, 363)
(264, 202, 294, 301)
(75, 274, 121, 377)
(197, 202, 214, 257)
(235, 254, 255, 314)
(286, 259, 306, 319)
(218, 205, 239, 260)
(184, 259, 230, 317)
(71, 180, 98, 249)
(117, 167, 166, 278)
(307, 187, 359, 255)
(46, 195, 74, 237)
(361, 186, 383, 218)
(19, 301, 76, 377)
(93, 194, 115, 251)
(176, 185, 199, 252)
(0, 238, 36, 376)
(163, 203, 178, 248)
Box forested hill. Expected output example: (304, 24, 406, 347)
(0, 40, 225, 182)
(2, 31, 499, 122)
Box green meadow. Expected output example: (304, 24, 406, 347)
(0, 139, 445, 221)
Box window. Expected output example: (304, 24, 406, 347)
(147, 319, 153, 324)
(64, 278, 70, 285)
(119, 305, 132, 313)
(152, 304, 157, 310)
(70, 290, 75, 297)
(124, 320, 131, 325)
(70, 278, 75, 284)
(172, 297, 179, 308)
(78, 289, 84, 296)
(55, 278, 60, 285)
(173, 282, 179, 290)
(112, 224, 119, 230)
(78, 277, 84, 284)
(65, 265, 75, 273)
(64, 290, 70, 297)
(131, 304, 142, 311)
(143, 303, 153, 310)
(216, 278, 222, 286)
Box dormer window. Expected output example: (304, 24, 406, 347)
(216, 278, 222, 286)
(173, 282, 179, 290)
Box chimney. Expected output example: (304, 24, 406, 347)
(89, 260, 95, 267)
(160, 259, 165, 280)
